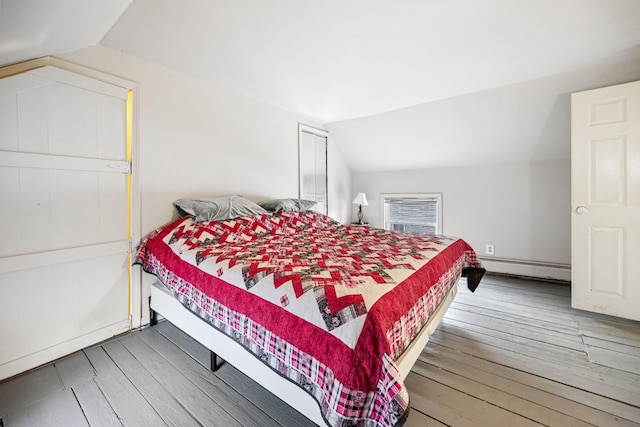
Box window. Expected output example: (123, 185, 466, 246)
(382, 193, 442, 235)
(298, 124, 328, 214)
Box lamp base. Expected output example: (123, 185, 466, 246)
(357, 205, 364, 224)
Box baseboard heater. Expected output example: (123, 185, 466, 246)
(478, 256, 571, 283)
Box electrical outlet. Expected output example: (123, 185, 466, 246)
(485, 244, 495, 255)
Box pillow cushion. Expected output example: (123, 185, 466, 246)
(258, 198, 318, 213)
(174, 195, 267, 221)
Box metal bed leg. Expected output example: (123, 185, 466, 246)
(210, 351, 224, 372)
(149, 296, 158, 326)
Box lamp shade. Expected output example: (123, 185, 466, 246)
(352, 192, 369, 206)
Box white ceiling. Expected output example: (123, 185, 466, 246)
(2, 0, 639, 124)
(1, 0, 640, 172)
(100, 0, 640, 123)
(0, 0, 132, 66)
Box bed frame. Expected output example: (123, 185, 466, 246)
(149, 279, 458, 426)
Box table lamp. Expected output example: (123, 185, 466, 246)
(352, 192, 369, 225)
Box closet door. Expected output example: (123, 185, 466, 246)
(0, 66, 131, 379)
(571, 80, 640, 321)
(299, 124, 328, 214)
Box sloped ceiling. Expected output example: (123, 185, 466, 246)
(0, 0, 133, 66)
(329, 49, 640, 171)
(2, 0, 640, 171)
(100, 0, 640, 123)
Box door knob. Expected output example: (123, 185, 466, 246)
(575, 206, 588, 214)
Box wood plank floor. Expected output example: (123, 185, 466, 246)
(1, 274, 639, 426)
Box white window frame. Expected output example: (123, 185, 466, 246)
(381, 193, 443, 235)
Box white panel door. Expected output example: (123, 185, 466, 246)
(571, 80, 640, 321)
(0, 66, 131, 379)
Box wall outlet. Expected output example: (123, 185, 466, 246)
(485, 244, 495, 255)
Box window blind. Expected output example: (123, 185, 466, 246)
(383, 195, 440, 235)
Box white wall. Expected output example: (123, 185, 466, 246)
(57, 46, 352, 321)
(329, 47, 640, 172)
(59, 46, 351, 233)
(328, 135, 352, 222)
(352, 159, 570, 265)
(341, 50, 640, 279)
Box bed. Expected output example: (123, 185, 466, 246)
(136, 198, 484, 427)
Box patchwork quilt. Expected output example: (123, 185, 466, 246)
(136, 211, 483, 426)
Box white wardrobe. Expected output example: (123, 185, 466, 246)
(0, 59, 140, 380)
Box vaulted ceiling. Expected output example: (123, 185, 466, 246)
(2, 0, 639, 124)
(2, 1, 640, 171)
(100, 0, 640, 124)
(0, 0, 132, 66)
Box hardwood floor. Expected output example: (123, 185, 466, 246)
(1, 275, 639, 426)
(407, 275, 640, 427)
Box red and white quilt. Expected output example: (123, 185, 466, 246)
(136, 211, 482, 426)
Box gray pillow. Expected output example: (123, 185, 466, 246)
(174, 195, 267, 221)
(258, 198, 318, 212)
